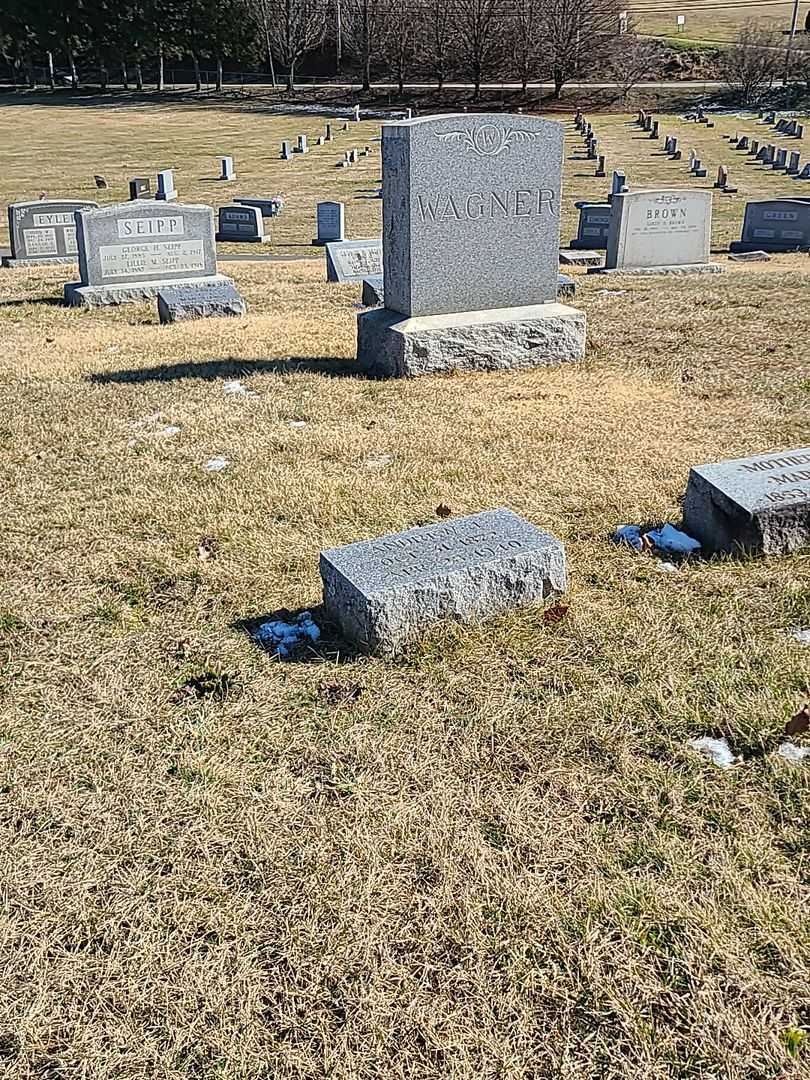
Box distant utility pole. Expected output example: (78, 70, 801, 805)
(336, 0, 343, 73)
(784, 0, 800, 84)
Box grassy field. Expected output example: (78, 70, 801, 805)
(634, 0, 804, 43)
(2, 101, 810, 1079)
(0, 97, 809, 257)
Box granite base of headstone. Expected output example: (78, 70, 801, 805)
(64, 201, 232, 307)
(320, 508, 567, 654)
(157, 282, 246, 323)
(683, 447, 810, 555)
(559, 249, 604, 267)
(728, 250, 771, 262)
(361, 275, 384, 306)
(557, 273, 577, 300)
(357, 303, 585, 379)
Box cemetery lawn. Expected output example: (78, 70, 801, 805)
(2, 252, 810, 1079)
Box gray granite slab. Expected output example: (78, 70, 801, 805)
(314, 201, 345, 245)
(216, 204, 269, 243)
(570, 203, 611, 250)
(604, 189, 714, 270)
(730, 198, 810, 253)
(683, 447, 810, 555)
(157, 282, 246, 322)
(3, 199, 98, 267)
(381, 113, 564, 317)
(559, 249, 604, 267)
(361, 275, 384, 306)
(320, 508, 566, 653)
(325, 238, 382, 282)
(356, 303, 585, 378)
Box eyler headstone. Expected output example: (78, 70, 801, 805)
(320, 508, 566, 654)
(357, 113, 585, 377)
(683, 447, 810, 555)
(325, 238, 381, 282)
(313, 201, 345, 245)
(157, 282, 246, 323)
(591, 188, 721, 275)
(64, 201, 232, 306)
(215, 204, 269, 243)
(730, 199, 810, 253)
(3, 199, 97, 267)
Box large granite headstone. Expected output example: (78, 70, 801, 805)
(3, 199, 98, 267)
(320, 508, 566, 654)
(64, 201, 231, 306)
(357, 113, 585, 377)
(592, 188, 721, 275)
(325, 238, 381, 282)
(683, 447, 810, 555)
(314, 201, 345, 245)
(729, 199, 810, 253)
(215, 204, 269, 243)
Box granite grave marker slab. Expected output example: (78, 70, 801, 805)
(129, 177, 151, 200)
(64, 201, 231, 306)
(320, 508, 566, 653)
(3, 199, 97, 267)
(592, 188, 721, 275)
(215, 204, 268, 243)
(570, 203, 612, 249)
(683, 447, 810, 555)
(730, 198, 810, 253)
(155, 170, 177, 202)
(157, 281, 246, 323)
(325, 238, 382, 282)
(314, 201, 345, 245)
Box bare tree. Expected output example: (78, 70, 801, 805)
(264, 0, 325, 89)
(721, 21, 782, 104)
(455, 0, 500, 101)
(510, 0, 543, 93)
(538, 0, 621, 100)
(609, 31, 661, 104)
(379, 3, 416, 95)
(342, 0, 385, 91)
(419, 0, 455, 92)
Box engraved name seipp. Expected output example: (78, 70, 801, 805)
(416, 189, 556, 224)
(116, 216, 184, 239)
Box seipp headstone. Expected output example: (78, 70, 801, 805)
(64, 200, 230, 306)
(3, 199, 98, 267)
(683, 447, 810, 555)
(381, 113, 564, 317)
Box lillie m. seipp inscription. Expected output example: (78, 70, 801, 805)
(435, 124, 544, 158)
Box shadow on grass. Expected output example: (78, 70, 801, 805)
(0, 297, 64, 308)
(233, 605, 364, 664)
(87, 355, 362, 383)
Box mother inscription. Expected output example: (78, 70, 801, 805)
(320, 508, 566, 654)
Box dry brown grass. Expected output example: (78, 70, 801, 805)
(1, 103, 810, 1080)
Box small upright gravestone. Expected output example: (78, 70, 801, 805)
(591, 189, 722, 276)
(683, 447, 810, 555)
(155, 170, 177, 202)
(570, 203, 612, 249)
(2, 199, 97, 267)
(787, 151, 801, 176)
(320, 509, 566, 654)
(281, 141, 292, 160)
(219, 156, 236, 181)
(356, 113, 584, 378)
(730, 199, 810, 253)
(297, 134, 308, 154)
(64, 201, 231, 306)
(215, 204, 269, 243)
(129, 177, 151, 200)
(313, 201, 345, 246)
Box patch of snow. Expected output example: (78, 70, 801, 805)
(687, 736, 738, 769)
(202, 456, 229, 472)
(777, 741, 810, 764)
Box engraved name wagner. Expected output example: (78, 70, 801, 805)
(416, 188, 556, 223)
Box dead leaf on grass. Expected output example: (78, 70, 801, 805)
(785, 704, 810, 737)
(197, 536, 219, 561)
(318, 681, 364, 706)
(435, 504, 452, 519)
(172, 671, 233, 703)
(543, 603, 570, 625)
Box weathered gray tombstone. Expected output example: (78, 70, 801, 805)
(215, 204, 269, 243)
(683, 448, 810, 555)
(320, 508, 566, 654)
(750, 139, 760, 156)
(800, 163, 810, 180)
(325, 238, 382, 282)
(129, 177, 151, 200)
(313, 201, 345, 246)
(297, 134, 308, 154)
(729, 198, 810, 253)
(773, 148, 788, 170)
(361, 275, 384, 306)
(353, 105, 361, 122)
(714, 165, 729, 189)
(570, 203, 612, 249)
(281, 141, 292, 160)
(592, 189, 721, 275)
(64, 201, 231, 306)
(234, 197, 283, 218)
(219, 156, 235, 181)
(610, 170, 627, 197)
(356, 113, 584, 377)
(2, 199, 97, 267)
(651, 120, 660, 139)
(596, 154, 606, 177)
(157, 282, 246, 323)
(737, 136, 749, 151)
(325, 123, 333, 141)
(787, 150, 801, 176)
(558, 249, 603, 267)
(155, 170, 177, 202)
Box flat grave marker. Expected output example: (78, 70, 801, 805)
(157, 282, 246, 323)
(325, 238, 382, 282)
